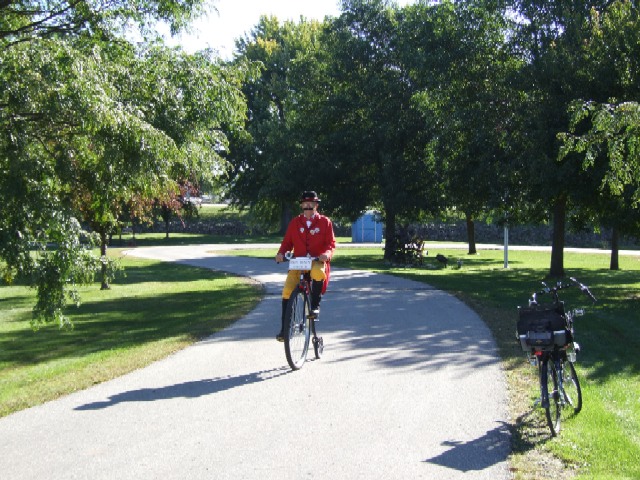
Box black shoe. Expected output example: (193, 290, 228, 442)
(276, 330, 285, 342)
(307, 308, 320, 320)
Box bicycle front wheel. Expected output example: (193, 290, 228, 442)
(541, 358, 561, 436)
(561, 360, 582, 414)
(284, 290, 311, 370)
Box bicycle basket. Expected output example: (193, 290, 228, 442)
(517, 302, 569, 352)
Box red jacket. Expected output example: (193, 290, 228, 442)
(278, 213, 336, 260)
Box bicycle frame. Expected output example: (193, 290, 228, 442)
(297, 271, 312, 295)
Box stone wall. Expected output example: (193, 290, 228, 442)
(139, 217, 636, 248)
(408, 222, 636, 248)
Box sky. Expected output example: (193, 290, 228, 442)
(160, 0, 416, 59)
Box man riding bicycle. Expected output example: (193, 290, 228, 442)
(275, 191, 336, 342)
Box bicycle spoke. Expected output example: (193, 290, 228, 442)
(561, 361, 582, 414)
(540, 358, 561, 436)
(284, 291, 311, 370)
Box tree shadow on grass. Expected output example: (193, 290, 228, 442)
(113, 261, 231, 286)
(74, 367, 289, 410)
(0, 287, 259, 367)
(395, 265, 640, 380)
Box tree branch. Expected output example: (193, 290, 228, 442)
(0, 1, 91, 43)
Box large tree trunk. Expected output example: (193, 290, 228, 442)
(99, 230, 110, 290)
(465, 211, 477, 254)
(161, 206, 171, 239)
(549, 196, 566, 278)
(383, 209, 397, 260)
(279, 203, 293, 235)
(610, 227, 619, 270)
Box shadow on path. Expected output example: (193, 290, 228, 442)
(423, 422, 511, 472)
(74, 367, 289, 410)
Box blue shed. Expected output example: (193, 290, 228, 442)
(351, 211, 383, 243)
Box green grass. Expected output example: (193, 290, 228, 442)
(0, 250, 262, 417)
(109, 231, 351, 247)
(110, 232, 284, 246)
(196, 203, 250, 221)
(238, 244, 640, 480)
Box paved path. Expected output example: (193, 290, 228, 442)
(0, 245, 511, 479)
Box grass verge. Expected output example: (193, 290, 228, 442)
(0, 249, 262, 418)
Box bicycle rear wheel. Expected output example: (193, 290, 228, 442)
(541, 358, 561, 436)
(284, 289, 311, 370)
(561, 360, 582, 414)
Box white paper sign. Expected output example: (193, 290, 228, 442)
(288, 257, 313, 270)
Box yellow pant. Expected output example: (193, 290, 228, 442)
(282, 261, 326, 299)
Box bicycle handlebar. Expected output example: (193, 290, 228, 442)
(285, 252, 320, 261)
(530, 277, 597, 304)
(570, 277, 597, 303)
(276, 252, 320, 263)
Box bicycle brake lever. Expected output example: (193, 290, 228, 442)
(585, 287, 597, 303)
(572, 277, 597, 302)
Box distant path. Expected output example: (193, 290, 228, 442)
(0, 245, 511, 479)
(160, 241, 639, 255)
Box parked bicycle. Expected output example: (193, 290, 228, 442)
(281, 253, 324, 370)
(516, 277, 596, 436)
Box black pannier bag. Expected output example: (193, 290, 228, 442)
(517, 302, 571, 351)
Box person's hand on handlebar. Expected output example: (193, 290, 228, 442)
(318, 254, 329, 262)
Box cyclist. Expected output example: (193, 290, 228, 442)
(275, 191, 336, 342)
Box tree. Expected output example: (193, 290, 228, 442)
(505, 0, 627, 277)
(0, 0, 208, 48)
(401, 0, 525, 254)
(554, 1, 640, 269)
(0, 0, 248, 324)
(123, 43, 249, 243)
(316, 0, 436, 259)
(0, 37, 180, 312)
(560, 100, 640, 268)
(226, 16, 327, 232)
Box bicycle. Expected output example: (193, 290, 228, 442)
(280, 253, 324, 370)
(516, 277, 596, 436)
